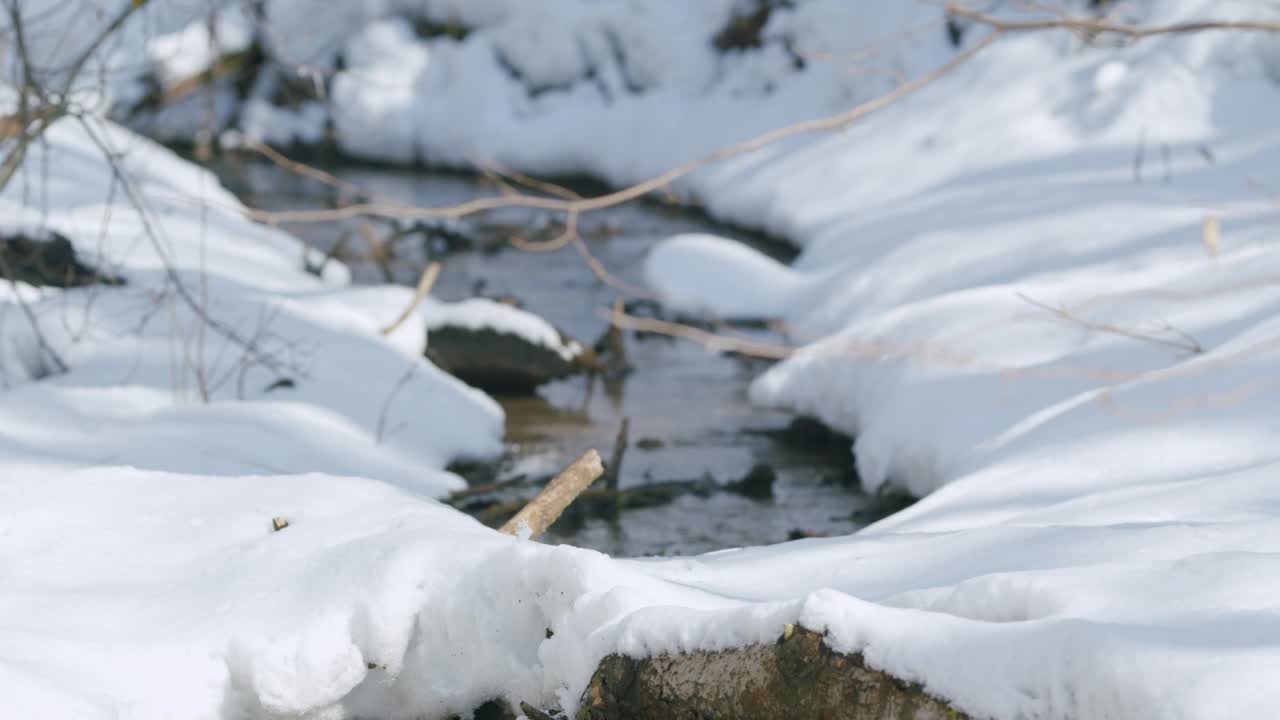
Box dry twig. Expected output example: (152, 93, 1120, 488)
(604, 417, 629, 492)
(945, 4, 1280, 38)
(1017, 292, 1203, 355)
(499, 449, 604, 540)
(380, 261, 441, 335)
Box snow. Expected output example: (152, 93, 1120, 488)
(642, 233, 811, 320)
(423, 297, 582, 362)
(0, 117, 504, 493)
(146, 2, 254, 90)
(8, 1, 1280, 719)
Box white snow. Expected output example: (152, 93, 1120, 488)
(8, 1, 1280, 719)
(642, 233, 811, 320)
(0, 117, 504, 492)
(423, 297, 582, 362)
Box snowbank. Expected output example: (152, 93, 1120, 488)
(10, 437, 1280, 719)
(0, 118, 503, 494)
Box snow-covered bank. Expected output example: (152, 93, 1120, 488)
(11, 443, 1280, 719)
(0, 119, 503, 493)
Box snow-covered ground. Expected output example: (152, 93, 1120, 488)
(6, 1, 1280, 718)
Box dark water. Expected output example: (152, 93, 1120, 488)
(211, 156, 885, 556)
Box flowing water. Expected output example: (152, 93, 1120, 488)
(212, 156, 893, 556)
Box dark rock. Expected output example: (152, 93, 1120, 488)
(577, 626, 967, 720)
(0, 230, 124, 288)
(447, 457, 503, 487)
(786, 528, 830, 541)
(729, 463, 776, 500)
(449, 699, 517, 720)
(635, 437, 665, 451)
(412, 15, 472, 41)
(263, 377, 295, 392)
(424, 300, 589, 395)
(713, 3, 775, 51)
(426, 326, 579, 394)
(853, 486, 917, 525)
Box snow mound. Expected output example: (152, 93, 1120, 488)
(0, 117, 503, 494)
(424, 297, 582, 362)
(643, 233, 811, 319)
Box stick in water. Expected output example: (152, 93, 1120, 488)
(500, 449, 604, 540)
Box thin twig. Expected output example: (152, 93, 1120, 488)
(604, 417, 629, 493)
(607, 305, 796, 359)
(380, 260, 441, 335)
(1017, 292, 1203, 355)
(945, 3, 1280, 37)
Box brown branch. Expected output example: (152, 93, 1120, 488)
(1017, 292, 1203, 355)
(380, 260, 441, 336)
(573, 237, 654, 298)
(511, 208, 579, 252)
(499, 449, 604, 540)
(607, 306, 797, 360)
(603, 417, 629, 492)
(244, 139, 382, 204)
(475, 159, 583, 202)
(946, 3, 1280, 37)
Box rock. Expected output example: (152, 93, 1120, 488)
(635, 437, 665, 451)
(577, 626, 966, 720)
(424, 298, 590, 395)
(713, 3, 774, 51)
(728, 463, 776, 500)
(0, 230, 124, 288)
(449, 700, 517, 720)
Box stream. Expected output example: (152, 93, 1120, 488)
(211, 156, 896, 556)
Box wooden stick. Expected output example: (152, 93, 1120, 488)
(380, 261, 441, 335)
(500, 449, 604, 540)
(604, 417, 629, 492)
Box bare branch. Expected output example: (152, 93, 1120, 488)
(945, 3, 1280, 38)
(380, 260, 441, 336)
(1016, 292, 1203, 355)
(499, 449, 604, 540)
